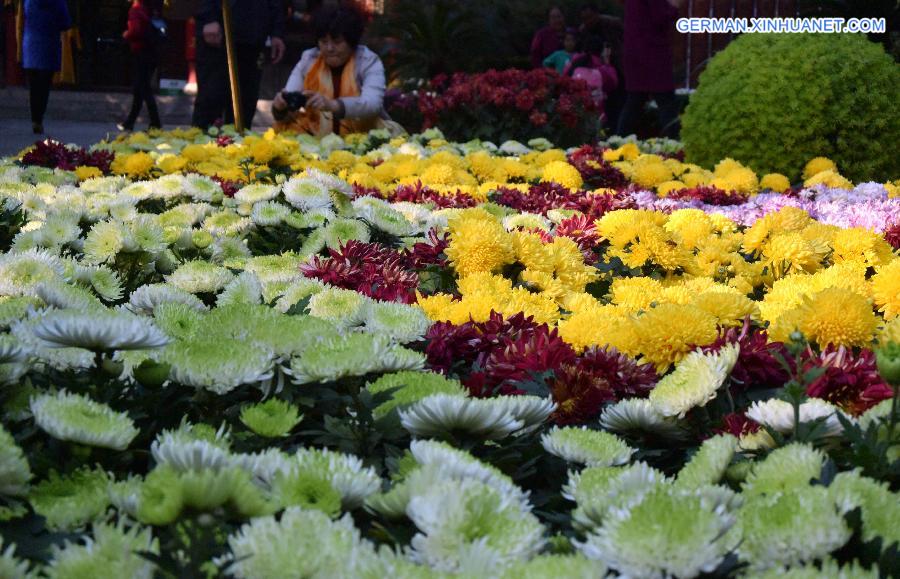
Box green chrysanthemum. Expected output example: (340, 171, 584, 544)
(274, 278, 327, 313)
(501, 554, 606, 579)
(323, 218, 371, 250)
(235, 183, 280, 205)
(128, 214, 167, 254)
(306, 287, 368, 327)
(363, 301, 432, 343)
(290, 447, 381, 509)
(200, 304, 334, 358)
(736, 488, 851, 571)
(250, 201, 291, 227)
(829, 470, 900, 549)
(217, 271, 263, 307)
(364, 203, 414, 237)
(44, 519, 159, 579)
(269, 469, 342, 516)
(675, 434, 738, 489)
(240, 398, 303, 438)
(0, 425, 31, 497)
(128, 283, 208, 314)
(289, 333, 425, 384)
(283, 177, 333, 211)
(162, 339, 274, 394)
(0, 539, 31, 579)
(366, 371, 467, 419)
(29, 467, 110, 530)
(202, 209, 252, 237)
(566, 462, 669, 529)
(649, 343, 739, 418)
(578, 486, 736, 578)
(210, 237, 253, 264)
(165, 260, 235, 294)
(743, 559, 879, 579)
(742, 443, 827, 497)
(88, 266, 125, 302)
(30, 390, 139, 450)
(226, 508, 379, 579)
(541, 426, 634, 467)
(154, 301, 206, 340)
(0, 296, 41, 329)
(298, 227, 327, 257)
(82, 220, 128, 264)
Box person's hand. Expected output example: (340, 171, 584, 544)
(272, 91, 288, 112)
(202, 22, 223, 47)
(270, 37, 286, 64)
(303, 91, 340, 113)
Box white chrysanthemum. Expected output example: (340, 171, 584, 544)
(121, 180, 156, 202)
(283, 177, 332, 211)
(288, 333, 425, 384)
(675, 434, 738, 489)
(565, 462, 670, 529)
(649, 343, 740, 418)
(184, 174, 222, 201)
(202, 210, 253, 238)
(399, 395, 551, 440)
(128, 214, 168, 254)
(29, 309, 170, 351)
(8, 316, 94, 370)
(746, 398, 849, 437)
(406, 477, 545, 574)
(250, 201, 291, 227)
(35, 280, 104, 311)
(87, 266, 125, 302)
(0, 539, 31, 579)
(217, 271, 263, 307)
(498, 140, 531, 155)
(278, 448, 382, 509)
(82, 220, 133, 264)
(151, 423, 232, 472)
(577, 486, 737, 579)
(600, 398, 689, 439)
(149, 174, 187, 200)
(235, 183, 280, 205)
(502, 212, 551, 232)
(306, 287, 370, 328)
(165, 260, 235, 294)
(302, 167, 353, 195)
(45, 519, 159, 579)
(363, 301, 432, 343)
(323, 218, 371, 249)
(0, 334, 28, 365)
(30, 390, 139, 450)
(541, 426, 634, 467)
(128, 283, 208, 314)
(0, 425, 32, 497)
(736, 488, 851, 571)
(38, 214, 81, 248)
(163, 340, 275, 394)
(352, 197, 413, 237)
(230, 448, 292, 487)
(0, 248, 66, 296)
(389, 201, 432, 234)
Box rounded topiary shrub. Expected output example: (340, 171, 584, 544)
(681, 33, 900, 182)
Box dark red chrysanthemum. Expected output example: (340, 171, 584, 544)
(567, 145, 629, 189)
(884, 222, 900, 250)
(21, 139, 114, 172)
(666, 186, 748, 206)
(802, 345, 894, 416)
(713, 412, 762, 438)
(404, 229, 449, 269)
(478, 324, 577, 393)
(212, 177, 240, 198)
(550, 347, 658, 425)
(492, 182, 635, 220)
(704, 320, 792, 392)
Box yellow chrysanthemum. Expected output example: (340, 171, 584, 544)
(831, 228, 894, 268)
(445, 212, 514, 278)
(760, 173, 791, 192)
(761, 232, 823, 278)
(629, 159, 674, 189)
(112, 152, 155, 177)
(879, 317, 900, 344)
(534, 149, 567, 168)
(541, 161, 583, 190)
(713, 158, 746, 178)
(557, 305, 629, 353)
(596, 209, 667, 248)
(718, 167, 759, 195)
(804, 169, 853, 190)
(657, 180, 686, 196)
(631, 303, 719, 372)
(872, 260, 900, 320)
(802, 157, 837, 180)
(693, 291, 759, 327)
(771, 287, 878, 348)
(73, 166, 102, 181)
(681, 170, 711, 188)
(420, 163, 457, 186)
(156, 154, 188, 174)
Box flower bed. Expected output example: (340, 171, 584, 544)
(0, 129, 898, 577)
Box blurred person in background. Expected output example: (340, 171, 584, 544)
(22, 0, 71, 134)
(272, 7, 394, 136)
(542, 27, 578, 74)
(119, 0, 163, 132)
(530, 5, 566, 69)
(192, 0, 286, 129)
(563, 34, 618, 126)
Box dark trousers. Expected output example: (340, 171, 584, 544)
(124, 54, 161, 129)
(192, 40, 263, 129)
(616, 91, 680, 139)
(27, 69, 54, 126)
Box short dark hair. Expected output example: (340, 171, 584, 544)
(314, 8, 365, 48)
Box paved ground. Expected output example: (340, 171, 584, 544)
(0, 118, 120, 156)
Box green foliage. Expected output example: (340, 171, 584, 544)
(681, 34, 900, 182)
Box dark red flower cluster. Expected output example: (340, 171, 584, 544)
(884, 221, 900, 250)
(714, 412, 762, 438)
(21, 139, 114, 172)
(354, 182, 477, 209)
(665, 186, 749, 206)
(554, 213, 600, 257)
(802, 345, 893, 416)
(300, 240, 419, 303)
(405, 229, 450, 269)
(492, 182, 636, 220)
(705, 322, 792, 392)
(550, 347, 657, 425)
(567, 145, 629, 189)
(213, 177, 241, 198)
(215, 135, 235, 147)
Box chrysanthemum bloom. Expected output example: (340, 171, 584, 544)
(288, 333, 424, 384)
(600, 398, 689, 440)
(240, 398, 303, 438)
(27, 308, 169, 352)
(279, 448, 381, 509)
(269, 468, 341, 516)
(703, 322, 791, 392)
(757, 392, 847, 434)
(305, 286, 369, 328)
(30, 390, 139, 450)
(578, 486, 737, 578)
(736, 488, 850, 571)
(871, 259, 900, 320)
(282, 176, 333, 212)
(771, 287, 878, 348)
(406, 477, 545, 573)
(649, 343, 739, 419)
(28, 467, 111, 530)
(366, 371, 467, 419)
(44, 519, 159, 579)
(829, 470, 900, 548)
(399, 394, 553, 440)
(631, 303, 720, 372)
(150, 422, 233, 472)
(541, 426, 634, 467)
(801, 346, 893, 416)
(675, 434, 737, 489)
(0, 425, 31, 497)
(165, 260, 235, 294)
(803, 156, 838, 180)
(477, 324, 576, 396)
(363, 300, 432, 343)
(234, 183, 280, 205)
(164, 339, 274, 394)
(550, 347, 657, 425)
(444, 210, 514, 277)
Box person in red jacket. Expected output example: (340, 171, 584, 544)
(119, 0, 162, 131)
(616, 0, 683, 138)
(529, 5, 566, 69)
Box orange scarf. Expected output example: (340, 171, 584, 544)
(274, 53, 379, 136)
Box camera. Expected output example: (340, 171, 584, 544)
(282, 91, 307, 111)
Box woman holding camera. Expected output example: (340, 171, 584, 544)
(272, 8, 392, 136)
